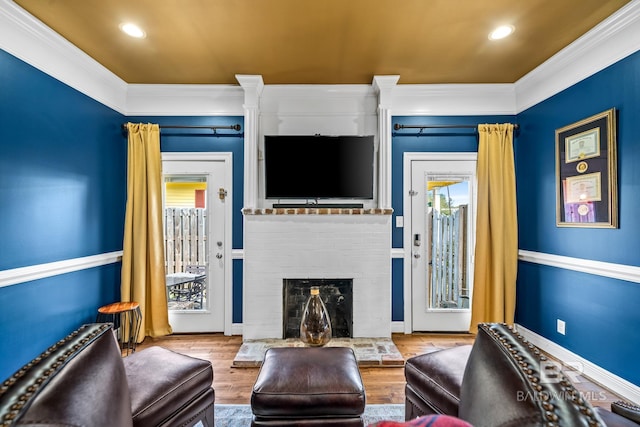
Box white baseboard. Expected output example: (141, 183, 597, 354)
(391, 321, 405, 334)
(516, 323, 640, 404)
(230, 323, 243, 336)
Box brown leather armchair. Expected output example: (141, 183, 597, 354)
(0, 323, 214, 427)
(405, 323, 640, 426)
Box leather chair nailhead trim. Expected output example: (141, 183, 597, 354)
(0, 323, 111, 427)
(480, 323, 604, 427)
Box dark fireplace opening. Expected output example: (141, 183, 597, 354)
(283, 278, 353, 339)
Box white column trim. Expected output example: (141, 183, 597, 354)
(0, 251, 123, 288)
(373, 76, 400, 209)
(236, 75, 264, 209)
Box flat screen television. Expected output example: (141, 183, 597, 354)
(264, 135, 375, 200)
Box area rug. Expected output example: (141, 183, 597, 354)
(214, 403, 404, 427)
(232, 338, 405, 367)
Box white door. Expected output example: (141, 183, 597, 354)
(162, 155, 231, 333)
(409, 156, 476, 331)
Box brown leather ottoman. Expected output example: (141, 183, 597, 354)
(123, 346, 215, 427)
(251, 347, 366, 426)
(404, 345, 472, 419)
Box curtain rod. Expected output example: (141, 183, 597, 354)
(122, 124, 242, 133)
(394, 123, 519, 131)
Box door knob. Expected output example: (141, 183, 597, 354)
(413, 252, 421, 259)
(216, 253, 223, 259)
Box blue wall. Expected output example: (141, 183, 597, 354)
(3, 39, 639, 389)
(0, 49, 126, 381)
(128, 116, 245, 324)
(515, 51, 640, 386)
(391, 115, 515, 321)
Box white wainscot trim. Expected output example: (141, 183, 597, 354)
(518, 250, 640, 284)
(0, 251, 123, 288)
(516, 324, 640, 404)
(391, 248, 405, 258)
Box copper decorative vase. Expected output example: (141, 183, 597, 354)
(300, 286, 332, 346)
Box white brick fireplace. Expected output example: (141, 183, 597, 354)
(242, 208, 392, 340)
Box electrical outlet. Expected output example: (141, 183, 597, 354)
(557, 319, 566, 335)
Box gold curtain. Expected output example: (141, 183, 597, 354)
(469, 123, 518, 333)
(121, 123, 172, 341)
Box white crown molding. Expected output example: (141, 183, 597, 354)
(0, 251, 123, 288)
(519, 250, 640, 284)
(263, 84, 376, 97)
(259, 85, 379, 117)
(0, 0, 127, 114)
(391, 84, 517, 116)
(515, 0, 640, 113)
(126, 84, 245, 116)
(516, 324, 640, 404)
(3, 0, 639, 118)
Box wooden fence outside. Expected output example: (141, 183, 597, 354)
(164, 208, 207, 274)
(428, 205, 468, 308)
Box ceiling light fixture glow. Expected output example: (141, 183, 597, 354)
(489, 25, 514, 40)
(120, 23, 146, 38)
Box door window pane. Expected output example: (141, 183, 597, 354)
(164, 176, 208, 311)
(425, 178, 470, 310)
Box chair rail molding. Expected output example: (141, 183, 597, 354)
(0, 251, 123, 288)
(518, 250, 640, 284)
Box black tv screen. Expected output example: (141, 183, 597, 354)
(264, 135, 375, 199)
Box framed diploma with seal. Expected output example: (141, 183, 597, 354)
(556, 108, 617, 228)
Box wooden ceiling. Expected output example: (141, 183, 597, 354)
(13, 0, 631, 85)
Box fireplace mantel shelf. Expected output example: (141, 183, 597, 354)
(242, 207, 393, 216)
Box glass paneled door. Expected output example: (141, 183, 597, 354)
(162, 158, 228, 333)
(410, 158, 476, 331)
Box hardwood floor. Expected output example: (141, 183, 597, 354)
(136, 332, 621, 409)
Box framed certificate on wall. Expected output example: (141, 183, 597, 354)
(556, 108, 617, 228)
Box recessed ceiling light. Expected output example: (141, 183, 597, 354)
(120, 23, 146, 39)
(488, 25, 515, 40)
